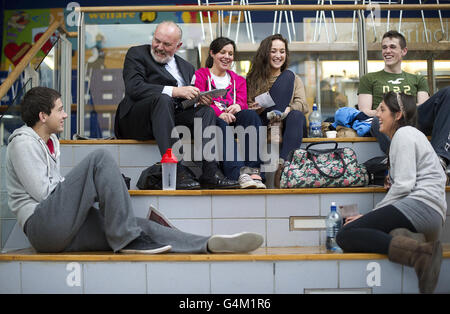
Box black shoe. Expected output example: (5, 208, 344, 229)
(176, 165, 201, 190)
(199, 170, 240, 189)
(120, 233, 172, 254)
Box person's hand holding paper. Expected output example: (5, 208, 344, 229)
(181, 88, 227, 109)
(254, 91, 276, 109)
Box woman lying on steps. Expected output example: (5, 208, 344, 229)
(6, 87, 264, 255)
(336, 91, 447, 294)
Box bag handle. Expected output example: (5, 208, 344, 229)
(306, 142, 347, 179)
(306, 141, 338, 151)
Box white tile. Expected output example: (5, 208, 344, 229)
(130, 196, 159, 218)
(158, 196, 211, 219)
(211, 262, 273, 293)
(402, 266, 420, 294)
(59, 145, 74, 167)
(2, 221, 30, 252)
(267, 194, 320, 217)
(73, 145, 119, 165)
(84, 262, 146, 294)
(0, 262, 21, 293)
(435, 259, 450, 293)
(212, 219, 266, 244)
(373, 192, 387, 207)
(267, 219, 319, 247)
(320, 193, 374, 216)
(339, 260, 402, 293)
(119, 144, 161, 167)
(170, 219, 212, 237)
(212, 195, 265, 218)
(403, 258, 450, 294)
(147, 262, 210, 294)
(21, 262, 83, 294)
(120, 167, 147, 189)
(275, 261, 338, 293)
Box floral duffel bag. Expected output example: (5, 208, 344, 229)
(280, 141, 369, 188)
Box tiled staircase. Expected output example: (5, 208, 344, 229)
(1, 138, 449, 294)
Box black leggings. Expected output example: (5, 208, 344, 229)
(336, 205, 416, 254)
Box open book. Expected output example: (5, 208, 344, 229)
(181, 88, 228, 109)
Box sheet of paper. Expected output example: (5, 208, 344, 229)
(255, 91, 276, 108)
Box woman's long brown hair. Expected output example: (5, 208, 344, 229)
(246, 34, 290, 102)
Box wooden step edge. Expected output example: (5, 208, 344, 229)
(128, 187, 388, 196)
(129, 186, 450, 195)
(60, 137, 377, 145)
(2, 245, 449, 262)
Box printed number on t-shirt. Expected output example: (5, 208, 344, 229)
(382, 85, 411, 94)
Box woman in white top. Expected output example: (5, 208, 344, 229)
(336, 91, 446, 294)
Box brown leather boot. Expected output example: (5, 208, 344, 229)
(388, 236, 442, 294)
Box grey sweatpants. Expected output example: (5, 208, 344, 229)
(24, 149, 209, 253)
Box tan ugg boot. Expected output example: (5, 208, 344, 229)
(389, 228, 426, 243)
(388, 236, 443, 294)
(267, 117, 283, 144)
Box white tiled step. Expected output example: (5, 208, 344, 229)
(3, 189, 450, 252)
(1, 246, 449, 294)
(128, 191, 450, 246)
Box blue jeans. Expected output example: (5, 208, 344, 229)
(216, 109, 263, 181)
(371, 86, 450, 162)
(259, 70, 307, 161)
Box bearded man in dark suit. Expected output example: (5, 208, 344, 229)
(115, 21, 238, 189)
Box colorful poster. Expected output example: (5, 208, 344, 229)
(2, 9, 64, 71)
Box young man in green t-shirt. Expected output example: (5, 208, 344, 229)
(358, 30, 450, 179)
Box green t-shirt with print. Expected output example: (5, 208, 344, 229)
(358, 70, 429, 109)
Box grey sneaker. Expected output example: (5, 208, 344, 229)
(208, 232, 264, 253)
(120, 233, 172, 254)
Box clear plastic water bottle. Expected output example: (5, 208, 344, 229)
(326, 202, 343, 252)
(309, 103, 323, 138)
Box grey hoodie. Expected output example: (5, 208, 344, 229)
(6, 125, 64, 230)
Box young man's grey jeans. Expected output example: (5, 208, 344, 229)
(24, 149, 209, 253)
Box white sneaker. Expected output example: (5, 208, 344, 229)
(238, 173, 257, 189)
(250, 174, 266, 189)
(208, 232, 264, 253)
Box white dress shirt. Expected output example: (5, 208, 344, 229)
(162, 56, 186, 97)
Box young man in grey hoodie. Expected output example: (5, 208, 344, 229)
(6, 86, 263, 254)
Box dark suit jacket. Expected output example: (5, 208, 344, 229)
(116, 44, 196, 120)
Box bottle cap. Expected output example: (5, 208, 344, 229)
(161, 148, 178, 163)
(331, 202, 337, 211)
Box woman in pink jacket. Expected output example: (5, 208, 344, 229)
(194, 37, 265, 188)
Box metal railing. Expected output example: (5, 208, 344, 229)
(73, 2, 450, 137)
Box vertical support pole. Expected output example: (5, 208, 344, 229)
(77, 12, 85, 137)
(427, 55, 435, 96)
(357, 9, 368, 77)
(60, 34, 72, 140)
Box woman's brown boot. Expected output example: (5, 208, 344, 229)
(388, 236, 442, 294)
